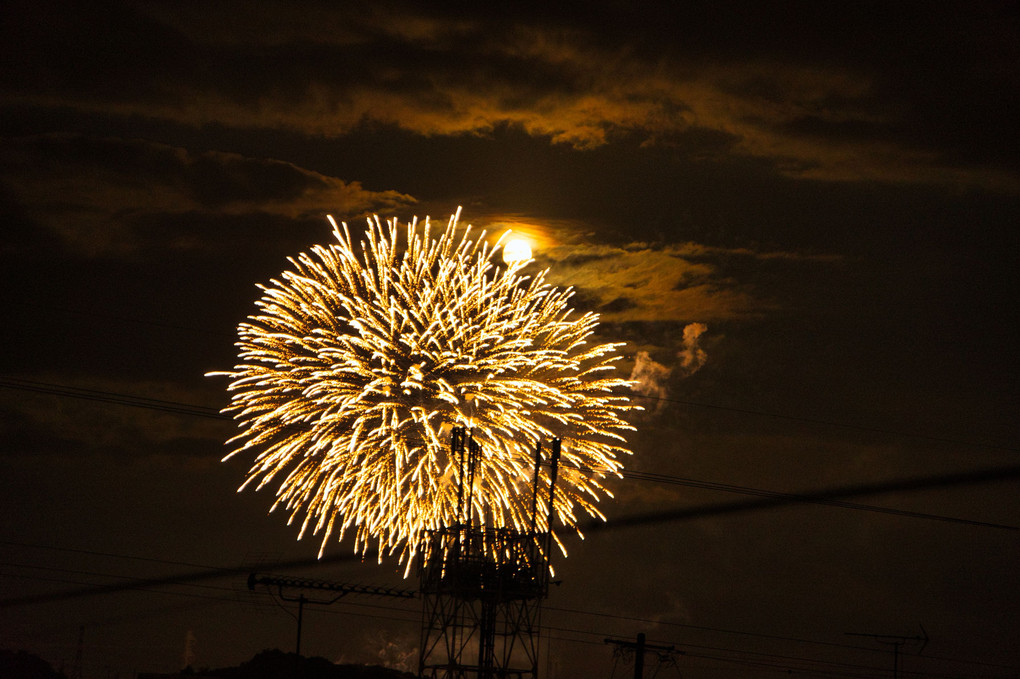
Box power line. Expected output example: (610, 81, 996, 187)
(6, 566, 1016, 679)
(582, 465, 1020, 534)
(3, 378, 1017, 534)
(546, 604, 870, 655)
(0, 571, 243, 604)
(0, 562, 236, 594)
(614, 468, 1020, 531)
(7, 299, 232, 339)
(0, 551, 362, 609)
(629, 393, 1017, 453)
(0, 377, 226, 421)
(5, 541, 1018, 677)
(3, 375, 1015, 454)
(8, 570, 890, 679)
(541, 621, 1012, 679)
(0, 540, 235, 572)
(4, 381, 1018, 673)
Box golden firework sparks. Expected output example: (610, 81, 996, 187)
(211, 209, 637, 568)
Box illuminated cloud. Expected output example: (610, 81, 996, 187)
(457, 212, 840, 331)
(629, 351, 671, 413)
(4, 4, 1015, 191)
(539, 242, 762, 323)
(628, 322, 708, 413)
(677, 322, 709, 377)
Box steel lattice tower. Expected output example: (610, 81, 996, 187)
(418, 428, 560, 679)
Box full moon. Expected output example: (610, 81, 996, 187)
(503, 238, 533, 264)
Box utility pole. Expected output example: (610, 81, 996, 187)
(846, 626, 928, 679)
(248, 573, 415, 655)
(69, 625, 84, 679)
(605, 632, 680, 679)
(182, 630, 196, 670)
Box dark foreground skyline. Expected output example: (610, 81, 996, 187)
(2, 2, 1017, 678)
(2, 647, 414, 679)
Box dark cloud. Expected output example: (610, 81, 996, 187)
(599, 297, 637, 313)
(0, 133, 414, 257)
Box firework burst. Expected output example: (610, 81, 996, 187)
(212, 209, 637, 566)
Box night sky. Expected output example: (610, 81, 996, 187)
(2, 2, 1018, 678)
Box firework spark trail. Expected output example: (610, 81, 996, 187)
(211, 209, 638, 569)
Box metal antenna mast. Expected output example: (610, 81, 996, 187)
(418, 428, 560, 679)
